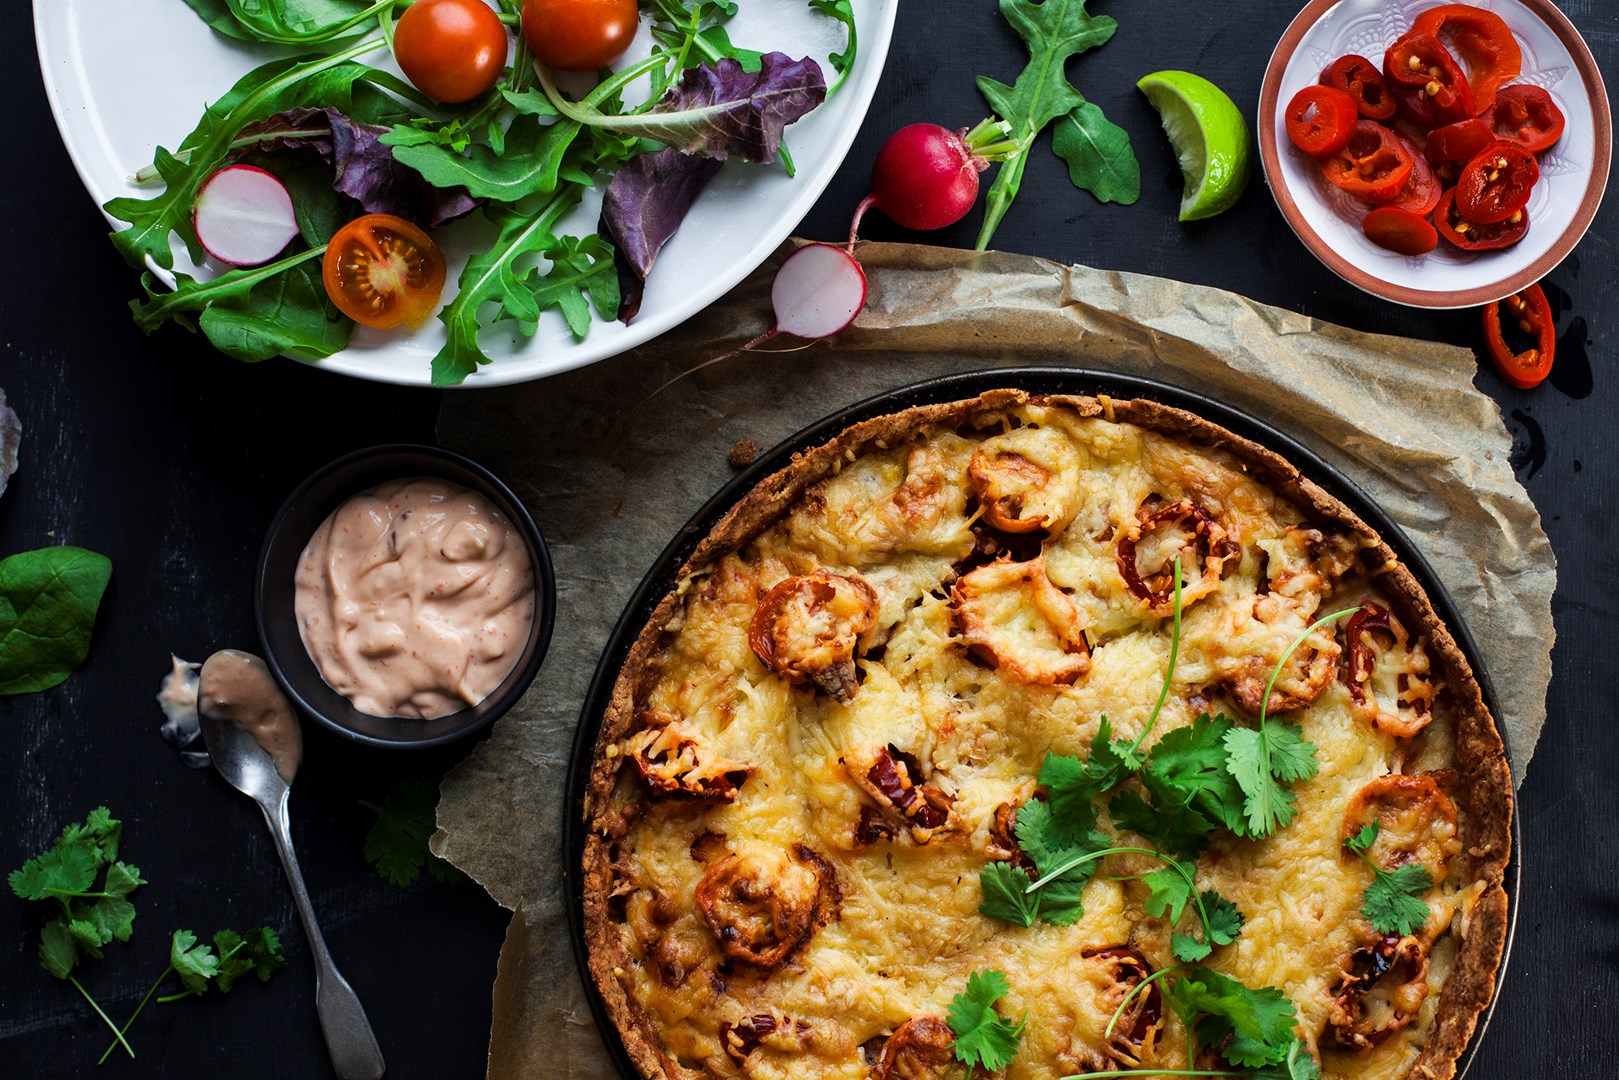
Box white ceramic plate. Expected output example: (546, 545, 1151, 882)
(1258, 0, 1610, 308)
(34, 0, 896, 386)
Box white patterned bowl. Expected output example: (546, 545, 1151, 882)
(1258, 0, 1610, 308)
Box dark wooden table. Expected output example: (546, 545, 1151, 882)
(3, 2, 1613, 1077)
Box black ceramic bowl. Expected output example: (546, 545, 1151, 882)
(256, 444, 555, 749)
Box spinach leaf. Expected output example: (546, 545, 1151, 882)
(1051, 99, 1140, 205)
(181, 0, 394, 45)
(0, 547, 113, 695)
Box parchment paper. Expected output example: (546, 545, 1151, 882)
(431, 242, 1556, 1080)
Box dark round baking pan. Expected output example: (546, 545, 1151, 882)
(563, 367, 1519, 1079)
(256, 443, 556, 750)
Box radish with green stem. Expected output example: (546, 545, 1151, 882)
(192, 165, 300, 268)
(847, 119, 1017, 246)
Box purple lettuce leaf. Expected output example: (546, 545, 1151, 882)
(233, 107, 475, 229)
(598, 149, 724, 323)
(618, 52, 826, 164)
(0, 389, 18, 500)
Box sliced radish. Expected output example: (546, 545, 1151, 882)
(768, 244, 868, 340)
(192, 165, 299, 268)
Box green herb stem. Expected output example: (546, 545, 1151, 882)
(1130, 556, 1182, 755)
(134, 244, 328, 329)
(132, 127, 336, 184)
(1101, 965, 1186, 1043)
(97, 966, 171, 1066)
(1025, 846, 1212, 945)
(535, 54, 683, 126)
(71, 977, 134, 1061)
(1254, 605, 1359, 797)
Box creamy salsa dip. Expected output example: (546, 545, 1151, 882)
(293, 477, 534, 719)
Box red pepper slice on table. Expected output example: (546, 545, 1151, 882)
(1482, 85, 1566, 153)
(1363, 206, 1438, 256)
(1321, 54, 1397, 121)
(1412, 3, 1523, 112)
(1434, 188, 1528, 250)
(1426, 117, 1495, 163)
(1482, 284, 1555, 389)
(1319, 120, 1415, 203)
(1385, 32, 1475, 129)
(1286, 85, 1361, 158)
(1456, 142, 1539, 223)
(1387, 135, 1443, 216)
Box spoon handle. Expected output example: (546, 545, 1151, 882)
(262, 791, 387, 1080)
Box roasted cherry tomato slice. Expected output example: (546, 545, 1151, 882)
(1385, 32, 1475, 129)
(1386, 136, 1443, 217)
(1286, 85, 1361, 158)
(1456, 142, 1539, 223)
(1412, 3, 1523, 112)
(322, 214, 448, 330)
(1425, 117, 1494, 163)
(1435, 188, 1528, 250)
(1482, 84, 1567, 153)
(1363, 206, 1438, 256)
(1321, 54, 1397, 121)
(392, 0, 508, 104)
(1319, 120, 1415, 203)
(1482, 284, 1555, 389)
(521, 0, 637, 71)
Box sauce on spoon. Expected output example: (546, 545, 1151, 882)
(198, 649, 302, 783)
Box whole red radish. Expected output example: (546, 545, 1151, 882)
(848, 120, 1016, 244)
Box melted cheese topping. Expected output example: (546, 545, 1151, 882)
(602, 405, 1478, 1080)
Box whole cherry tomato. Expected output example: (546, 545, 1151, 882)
(1456, 143, 1539, 224)
(322, 214, 448, 330)
(393, 0, 509, 104)
(1434, 188, 1528, 251)
(1286, 85, 1360, 158)
(522, 0, 638, 72)
(1482, 284, 1555, 389)
(1482, 85, 1566, 153)
(1318, 120, 1415, 203)
(1412, 4, 1522, 112)
(1321, 54, 1396, 121)
(1363, 206, 1438, 256)
(1386, 136, 1443, 217)
(1425, 117, 1494, 163)
(1385, 32, 1474, 129)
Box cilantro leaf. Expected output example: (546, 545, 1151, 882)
(213, 927, 287, 992)
(8, 841, 99, 900)
(1171, 931, 1212, 963)
(1224, 724, 1302, 839)
(1109, 787, 1219, 861)
(1250, 1037, 1323, 1080)
(1037, 715, 1138, 836)
(1166, 967, 1301, 1069)
(1346, 821, 1379, 853)
(1013, 799, 1104, 926)
(171, 930, 221, 995)
(10, 808, 143, 983)
(978, 862, 1040, 927)
(363, 778, 467, 887)
(1264, 722, 1321, 785)
(38, 919, 81, 980)
(1142, 862, 1194, 924)
(1362, 863, 1434, 937)
(1202, 890, 1245, 946)
(946, 970, 1026, 1072)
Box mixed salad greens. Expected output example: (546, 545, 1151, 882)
(107, 0, 856, 385)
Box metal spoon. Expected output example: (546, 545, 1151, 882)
(198, 650, 386, 1080)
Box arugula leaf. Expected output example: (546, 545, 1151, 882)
(389, 114, 585, 203)
(362, 778, 467, 887)
(807, 0, 857, 95)
(978, 861, 1040, 927)
(1051, 99, 1141, 204)
(170, 930, 221, 995)
(1165, 967, 1301, 1069)
(1345, 824, 1433, 936)
(946, 970, 1026, 1072)
(0, 547, 113, 695)
(515, 234, 621, 340)
(974, 0, 1119, 249)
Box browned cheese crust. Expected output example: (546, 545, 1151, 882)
(580, 391, 1513, 1080)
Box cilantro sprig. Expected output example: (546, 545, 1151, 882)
(946, 969, 1027, 1072)
(1343, 822, 1434, 937)
(8, 808, 145, 1058)
(362, 777, 468, 887)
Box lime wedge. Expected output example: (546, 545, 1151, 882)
(1137, 70, 1253, 222)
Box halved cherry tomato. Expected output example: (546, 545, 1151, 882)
(1385, 32, 1475, 129)
(1482, 85, 1566, 153)
(1482, 284, 1555, 389)
(1412, 4, 1522, 112)
(322, 214, 448, 330)
(1319, 120, 1415, 203)
(1364, 206, 1438, 255)
(1456, 142, 1539, 223)
(393, 0, 509, 104)
(1322, 54, 1397, 121)
(1425, 117, 1494, 163)
(1435, 188, 1528, 250)
(1386, 136, 1443, 217)
(1286, 85, 1361, 158)
(522, 0, 637, 72)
